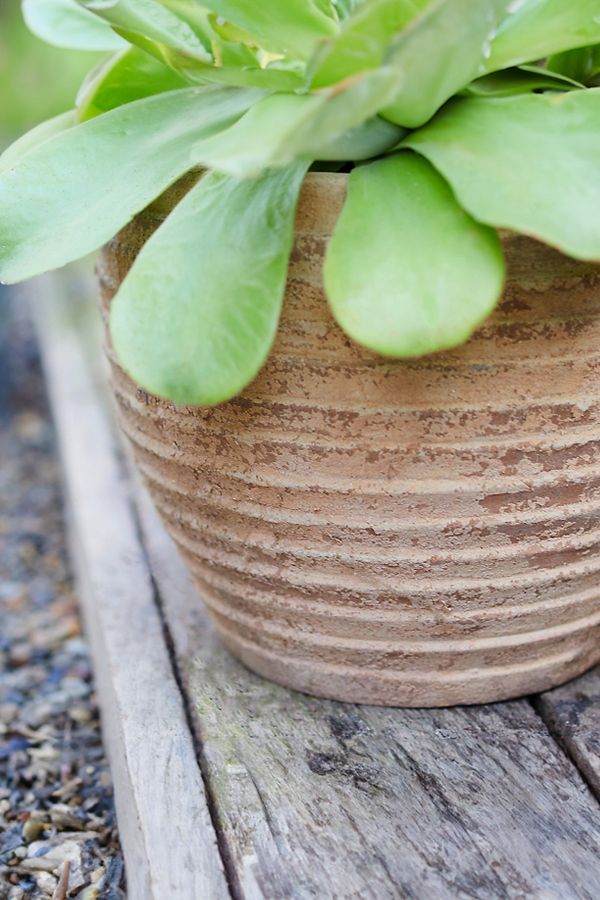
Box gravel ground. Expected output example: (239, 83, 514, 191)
(0, 291, 126, 899)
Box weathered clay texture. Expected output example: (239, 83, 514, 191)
(98, 172, 600, 706)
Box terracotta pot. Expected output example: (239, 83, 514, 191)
(98, 172, 600, 707)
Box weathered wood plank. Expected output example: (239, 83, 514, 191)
(32, 276, 230, 900)
(35, 276, 600, 899)
(135, 488, 600, 900)
(537, 667, 600, 799)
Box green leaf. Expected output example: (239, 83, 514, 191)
(292, 70, 404, 162)
(547, 45, 600, 84)
(167, 6, 303, 89)
(185, 71, 403, 177)
(206, 12, 263, 48)
(169, 37, 304, 90)
(0, 111, 76, 174)
(79, 0, 212, 62)
(315, 116, 406, 163)
(181, 63, 303, 90)
(0, 86, 264, 283)
(324, 153, 505, 357)
(380, 0, 509, 128)
(309, 0, 431, 88)
(22, 0, 126, 50)
(331, 0, 361, 20)
(405, 89, 600, 260)
(199, 0, 338, 60)
(110, 163, 308, 405)
(464, 65, 583, 96)
(157, 0, 215, 46)
(185, 67, 304, 90)
(76, 46, 188, 120)
(486, 0, 600, 72)
(79, 1, 303, 89)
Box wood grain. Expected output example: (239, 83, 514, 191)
(536, 666, 600, 798)
(33, 277, 230, 900)
(136, 483, 600, 900)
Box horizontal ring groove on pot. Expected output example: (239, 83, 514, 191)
(101, 172, 600, 706)
(186, 559, 600, 637)
(151, 488, 600, 569)
(144, 475, 600, 566)
(112, 378, 600, 463)
(115, 410, 600, 497)
(214, 617, 594, 680)
(245, 361, 600, 410)
(115, 404, 600, 588)
(105, 335, 600, 421)
(132, 450, 600, 534)
(266, 327, 600, 368)
(128, 449, 600, 536)
(201, 588, 600, 657)
(112, 376, 600, 452)
(215, 630, 594, 706)
(190, 566, 600, 641)
(182, 547, 600, 620)
(169, 517, 600, 596)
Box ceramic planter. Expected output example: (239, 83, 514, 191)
(98, 172, 600, 707)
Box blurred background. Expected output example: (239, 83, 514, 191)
(0, 2, 99, 145)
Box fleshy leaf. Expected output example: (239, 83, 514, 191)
(79, 0, 212, 62)
(486, 0, 600, 72)
(186, 72, 403, 177)
(79, 0, 303, 88)
(0, 112, 76, 174)
(309, 0, 431, 88)
(110, 163, 309, 405)
(547, 45, 600, 84)
(22, 0, 126, 50)
(157, 0, 215, 46)
(332, 0, 361, 19)
(380, 0, 509, 128)
(0, 86, 264, 283)
(179, 64, 303, 90)
(76, 46, 188, 120)
(464, 65, 583, 96)
(199, 0, 338, 59)
(405, 89, 600, 260)
(324, 153, 505, 357)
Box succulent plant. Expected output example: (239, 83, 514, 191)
(1, 0, 600, 404)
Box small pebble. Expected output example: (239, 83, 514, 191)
(23, 819, 46, 843)
(70, 706, 93, 725)
(8, 888, 25, 900)
(49, 806, 84, 831)
(34, 871, 57, 894)
(0, 703, 19, 723)
(77, 887, 100, 900)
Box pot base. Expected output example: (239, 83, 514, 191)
(216, 623, 600, 707)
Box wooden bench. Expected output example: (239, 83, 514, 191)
(33, 275, 600, 900)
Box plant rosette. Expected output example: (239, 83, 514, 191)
(3, 0, 600, 705)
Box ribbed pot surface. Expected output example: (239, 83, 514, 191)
(99, 172, 600, 706)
